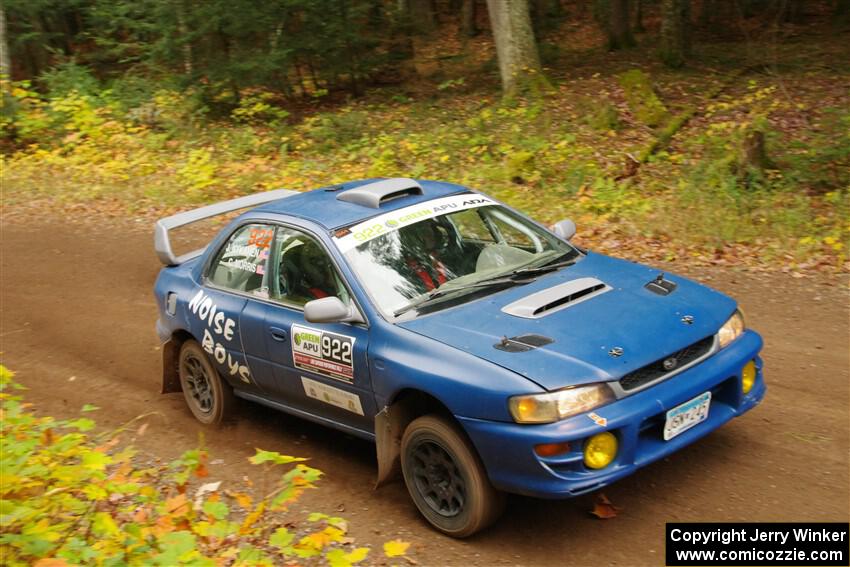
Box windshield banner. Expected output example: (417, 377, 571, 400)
(333, 193, 496, 252)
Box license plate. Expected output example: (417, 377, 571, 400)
(663, 391, 711, 441)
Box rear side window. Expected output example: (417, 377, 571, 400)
(207, 224, 273, 295)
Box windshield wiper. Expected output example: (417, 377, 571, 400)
(393, 277, 529, 318)
(392, 253, 578, 318)
(510, 257, 578, 277)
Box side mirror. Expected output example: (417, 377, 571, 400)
(552, 219, 577, 241)
(304, 296, 365, 324)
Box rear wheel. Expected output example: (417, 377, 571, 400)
(401, 415, 504, 537)
(178, 340, 235, 425)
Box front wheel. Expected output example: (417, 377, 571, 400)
(178, 340, 235, 425)
(401, 415, 504, 537)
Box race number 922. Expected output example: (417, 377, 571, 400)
(322, 334, 352, 366)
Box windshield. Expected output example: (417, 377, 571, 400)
(334, 194, 579, 318)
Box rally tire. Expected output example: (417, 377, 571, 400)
(401, 415, 504, 537)
(178, 340, 235, 425)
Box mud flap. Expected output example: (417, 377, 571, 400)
(161, 339, 182, 394)
(374, 406, 403, 489)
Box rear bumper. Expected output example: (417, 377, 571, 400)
(458, 330, 765, 499)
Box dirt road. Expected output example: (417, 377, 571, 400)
(1, 217, 848, 566)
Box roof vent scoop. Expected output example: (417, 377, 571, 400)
(501, 277, 611, 319)
(337, 178, 423, 208)
(645, 273, 677, 296)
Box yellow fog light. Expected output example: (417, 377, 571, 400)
(583, 432, 618, 470)
(742, 360, 757, 394)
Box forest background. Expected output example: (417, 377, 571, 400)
(1, 0, 848, 273)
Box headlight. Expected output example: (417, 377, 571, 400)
(509, 384, 614, 424)
(718, 309, 745, 349)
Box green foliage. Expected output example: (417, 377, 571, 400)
(178, 148, 219, 197)
(0, 365, 410, 566)
(437, 78, 467, 92)
(40, 63, 102, 99)
(2, 71, 847, 271)
(231, 91, 290, 126)
(581, 98, 621, 131)
(80, 0, 387, 101)
(618, 69, 669, 128)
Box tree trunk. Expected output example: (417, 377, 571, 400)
(25, 15, 49, 79)
(836, 0, 850, 26)
(461, 0, 478, 36)
(778, 0, 802, 23)
(409, 0, 436, 32)
(611, 0, 634, 48)
(531, 0, 560, 34)
(740, 129, 774, 171)
(0, 2, 11, 85)
(659, 0, 689, 67)
(485, 0, 546, 97)
(698, 0, 714, 26)
(634, 0, 645, 32)
(594, 0, 635, 50)
(177, 1, 193, 76)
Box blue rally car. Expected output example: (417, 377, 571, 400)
(154, 178, 765, 536)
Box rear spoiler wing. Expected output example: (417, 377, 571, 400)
(154, 189, 298, 266)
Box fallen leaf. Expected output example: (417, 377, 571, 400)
(590, 493, 621, 519)
(384, 539, 411, 557)
(165, 493, 190, 516)
(227, 490, 253, 509)
(194, 462, 209, 478)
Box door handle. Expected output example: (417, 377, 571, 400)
(269, 327, 288, 342)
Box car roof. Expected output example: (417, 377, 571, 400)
(252, 178, 470, 230)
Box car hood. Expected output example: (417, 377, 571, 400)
(398, 252, 736, 391)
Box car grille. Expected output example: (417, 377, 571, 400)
(619, 335, 715, 392)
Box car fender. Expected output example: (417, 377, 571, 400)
(370, 322, 543, 487)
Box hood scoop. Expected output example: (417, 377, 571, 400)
(501, 277, 611, 319)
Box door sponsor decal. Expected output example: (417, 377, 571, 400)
(188, 289, 251, 383)
(333, 194, 496, 252)
(291, 324, 355, 383)
(301, 376, 364, 416)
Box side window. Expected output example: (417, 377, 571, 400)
(207, 224, 273, 295)
(271, 228, 350, 308)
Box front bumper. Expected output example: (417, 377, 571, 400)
(458, 330, 765, 499)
